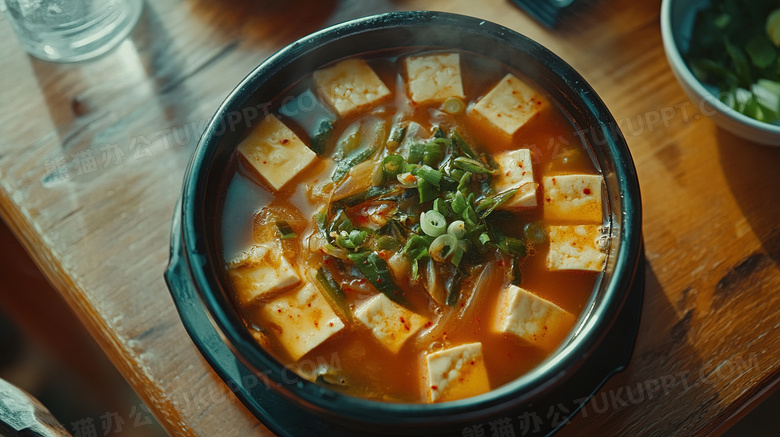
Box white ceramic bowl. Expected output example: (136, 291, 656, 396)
(660, 0, 780, 146)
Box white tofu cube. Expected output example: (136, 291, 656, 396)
(494, 149, 538, 208)
(470, 73, 549, 137)
(237, 115, 317, 191)
(260, 283, 345, 361)
(313, 59, 391, 117)
(405, 52, 465, 105)
(547, 225, 607, 272)
(227, 244, 301, 304)
(354, 293, 428, 354)
(542, 174, 603, 223)
(494, 285, 576, 352)
(424, 342, 491, 403)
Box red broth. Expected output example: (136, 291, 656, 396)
(220, 50, 603, 403)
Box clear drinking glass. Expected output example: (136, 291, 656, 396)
(1, 0, 143, 62)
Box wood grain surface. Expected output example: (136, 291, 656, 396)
(1, 0, 778, 436)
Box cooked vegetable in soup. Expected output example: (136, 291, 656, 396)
(220, 50, 609, 403)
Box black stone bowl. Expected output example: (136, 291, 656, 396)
(165, 11, 643, 436)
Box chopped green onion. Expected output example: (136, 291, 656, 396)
(417, 179, 439, 203)
(447, 220, 466, 239)
(479, 189, 519, 219)
(332, 127, 361, 161)
(404, 234, 433, 255)
(335, 232, 357, 250)
(475, 197, 493, 213)
(454, 157, 493, 175)
(315, 210, 328, 238)
(329, 209, 354, 236)
(275, 220, 297, 240)
(375, 236, 401, 251)
(309, 120, 334, 156)
(432, 126, 445, 138)
(347, 252, 407, 306)
(457, 171, 472, 193)
(404, 163, 420, 173)
(423, 139, 447, 167)
(429, 233, 458, 262)
(338, 185, 402, 207)
(382, 155, 405, 178)
(439, 174, 459, 192)
(416, 165, 442, 187)
(462, 206, 478, 228)
(433, 198, 448, 217)
(387, 124, 407, 151)
(450, 168, 466, 183)
(322, 243, 349, 260)
(420, 210, 447, 237)
(478, 232, 491, 245)
(315, 267, 351, 321)
(443, 97, 466, 115)
(503, 237, 527, 257)
(408, 142, 425, 164)
(450, 244, 466, 267)
(524, 223, 547, 244)
(451, 190, 468, 215)
(450, 130, 478, 159)
(332, 145, 378, 182)
(350, 229, 368, 246)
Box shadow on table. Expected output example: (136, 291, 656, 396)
(557, 261, 705, 436)
(717, 130, 780, 265)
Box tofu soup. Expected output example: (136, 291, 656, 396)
(219, 50, 609, 403)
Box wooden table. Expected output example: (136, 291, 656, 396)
(1, 0, 778, 435)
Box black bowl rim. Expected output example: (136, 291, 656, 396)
(176, 10, 642, 427)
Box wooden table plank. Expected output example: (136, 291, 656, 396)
(1, 0, 778, 436)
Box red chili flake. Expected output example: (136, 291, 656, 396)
(400, 317, 406, 323)
(323, 259, 331, 265)
(307, 303, 311, 307)
(583, 188, 592, 195)
(546, 197, 551, 203)
(552, 177, 557, 184)
(328, 322, 334, 327)
(425, 321, 433, 327)
(281, 138, 289, 144)
(505, 171, 511, 176)
(496, 113, 502, 117)
(377, 278, 382, 283)
(431, 385, 438, 390)
(277, 309, 282, 313)
(470, 360, 475, 365)
(517, 162, 523, 167)
(262, 161, 267, 164)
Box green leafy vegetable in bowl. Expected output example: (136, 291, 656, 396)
(686, 0, 780, 123)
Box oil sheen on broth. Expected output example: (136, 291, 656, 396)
(220, 50, 608, 403)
